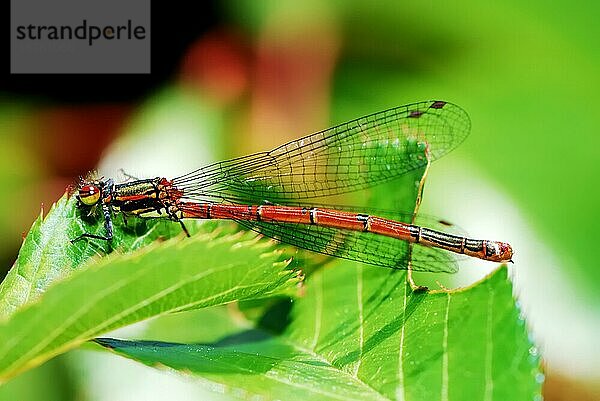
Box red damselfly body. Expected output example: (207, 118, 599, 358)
(72, 100, 513, 273)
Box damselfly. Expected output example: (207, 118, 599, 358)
(72, 100, 513, 273)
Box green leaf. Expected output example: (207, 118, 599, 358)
(0, 199, 300, 382)
(95, 336, 390, 401)
(90, 147, 540, 399)
(288, 263, 541, 400)
(0, 194, 189, 319)
(95, 266, 541, 400)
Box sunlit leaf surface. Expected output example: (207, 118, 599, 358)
(94, 150, 541, 399)
(96, 266, 541, 400)
(0, 197, 300, 382)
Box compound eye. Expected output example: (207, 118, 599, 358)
(79, 185, 101, 206)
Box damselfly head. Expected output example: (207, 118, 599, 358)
(75, 175, 105, 207)
(77, 183, 102, 206)
(72, 170, 107, 205)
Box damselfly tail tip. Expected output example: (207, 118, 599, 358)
(497, 241, 514, 264)
(485, 240, 513, 263)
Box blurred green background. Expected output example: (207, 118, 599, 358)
(1, 1, 598, 400)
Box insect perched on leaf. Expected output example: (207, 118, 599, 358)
(72, 100, 513, 273)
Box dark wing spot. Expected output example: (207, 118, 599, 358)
(430, 101, 447, 109)
(409, 110, 424, 118)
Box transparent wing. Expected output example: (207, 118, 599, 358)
(173, 100, 470, 204)
(235, 219, 458, 273)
